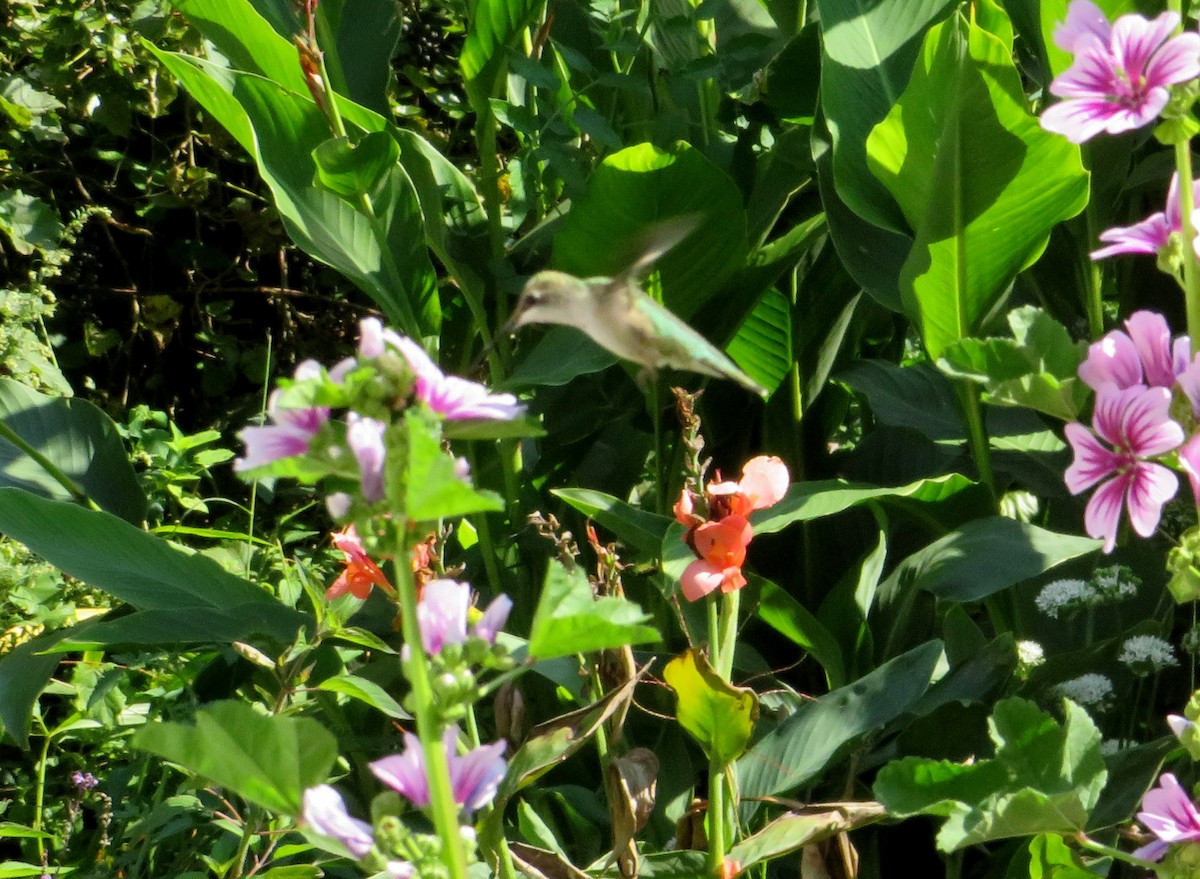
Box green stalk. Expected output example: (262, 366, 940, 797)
(1174, 141, 1200, 354)
(707, 758, 727, 877)
(0, 420, 97, 510)
(392, 535, 469, 879)
(1074, 832, 1155, 869)
(465, 703, 519, 879)
(954, 381, 994, 493)
(716, 589, 739, 681)
(1082, 147, 1105, 338)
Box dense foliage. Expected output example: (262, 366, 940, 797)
(7, 0, 1200, 877)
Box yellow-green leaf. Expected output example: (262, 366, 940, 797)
(664, 648, 758, 767)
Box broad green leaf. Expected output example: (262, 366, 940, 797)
(1028, 834, 1094, 879)
(840, 359, 1067, 452)
(737, 640, 943, 798)
(723, 286, 793, 398)
(147, 50, 439, 336)
(938, 307, 1088, 421)
(727, 803, 887, 869)
(527, 561, 659, 660)
(176, 0, 307, 89)
(258, 867, 322, 879)
(866, 8, 1088, 360)
(874, 698, 1107, 851)
(460, 0, 545, 95)
(552, 142, 749, 320)
(664, 648, 759, 766)
(0, 628, 70, 746)
(503, 329, 620, 389)
(1087, 738, 1173, 831)
(402, 410, 504, 521)
(0, 823, 51, 839)
(0, 379, 146, 522)
(816, 0, 954, 231)
(0, 190, 63, 255)
(134, 701, 338, 816)
(552, 488, 671, 555)
(0, 490, 298, 627)
(48, 606, 306, 651)
(0, 864, 59, 878)
(314, 673, 409, 719)
(752, 473, 976, 534)
(755, 578, 846, 688)
(312, 132, 401, 201)
(880, 517, 1100, 603)
(313, 0, 400, 116)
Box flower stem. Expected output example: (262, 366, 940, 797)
(707, 758, 727, 877)
(1173, 141, 1200, 354)
(717, 589, 739, 681)
(1074, 831, 1156, 869)
(392, 531, 469, 879)
(954, 381, 994, 493)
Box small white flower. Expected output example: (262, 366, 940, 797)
(1056, 673, 1115, 711)
(1099, 738, 1125, 757)
(1118, 634, 1177, 674)
(1015, 640, 1045, 680)
(1035, 579, 1097, 618)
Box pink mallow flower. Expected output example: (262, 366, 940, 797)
(1065, 385, 1183, 552)
(356, 318, 524, 420)
(416, 579, 512, 655)
(369, 727, 507, 815)
(1092, 173, 1200, 261)
(1040, 2, 1200, 143)
(302, 785, 375, 859)
(1134, 773, 1200, 862)
(346, 413, 387, 503)
(1078, 310, 1194, 391)
(235, 390, 328, 472)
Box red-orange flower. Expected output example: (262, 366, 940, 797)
(676, 456, 789, 602)
(327, 525, 395, 599)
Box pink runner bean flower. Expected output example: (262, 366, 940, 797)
(1134, 773, 1200, 861)
(1092, 173, 1200, 261)
(680, 515, 752, 601)
(1040, 2, 1200, 143)
(1065, 385, 1183, 552)
(707, 455, 791, 519)
(1079, 310, 1194, 391)
(369, 727, 507, 815)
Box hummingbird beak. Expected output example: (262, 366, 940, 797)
(468, 304, 524, 376)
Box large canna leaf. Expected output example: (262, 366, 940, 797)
(153, 0, 440, 336)
(866, 5, 1088, 360)
(815, 0, 955, 232)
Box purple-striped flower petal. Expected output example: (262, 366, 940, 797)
(1179, 433, 1200, 507)
(451, 740, 507, 813)
(1065, 423, 1122, 493)
(347, 413, 387, 503)
(1090, 211, 1172, 260)
(1125, 461, 1178, 537)
(1054, 0, 1110, 52)
(417, 579, 471, 655)
(235, 391, 329, 472)
(302, 785, 375, 859)
(1126, 311, 1177, 388)
(1136, 773, 1200, 861)
(1118, 385, 1184, 457)
(472, 594, 513, 644)
(1079, 330, 1144, 391)
(1083, 474, 1129, 553)
(369, 733, 430, 806)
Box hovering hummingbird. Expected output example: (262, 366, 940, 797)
(506, 221, 767, 398)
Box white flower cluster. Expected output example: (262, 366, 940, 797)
(1056, 673, 1114, 711)
(1034, 579, 1096, 618)
(1015, 640, 1045, 679)
(1118, 634, 1177, 674)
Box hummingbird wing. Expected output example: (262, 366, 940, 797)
(619, 286, 768, 398)
(615, 215, 703, 282)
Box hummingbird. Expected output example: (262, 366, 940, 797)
(506, 222, 767, 398)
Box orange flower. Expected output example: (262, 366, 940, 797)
(719, 858, 743, 879)
(327, 525, 394, 599)
(681, 516, 751, 601)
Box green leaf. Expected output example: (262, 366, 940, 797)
(737, 640, 943, 799)
(0, 490, 298, 624)
(752, 473, 976, 534)
(0, 630, 68, 747)
(0, 823, 51, 839)
(48, 606, 307, 652)
(148, 46, 439, 336)
(313, 0, 400, 116)
(865, 8, 1088, 360)
(664, 648, 759, 766)
(880, 517, 1100, 603)
(755, 577, 846, 688)
(314, 673, 409, 719)
(503, 329, 620, 389)
(1028, 834, 1094, 879)
(0, 379, 146, 522)
(0, 190, 63, 255)
(460, 0, 545, 95)
(402, 410, 504, 521)
(727, 803, 887, 869)
(552, 142, 749, 320)
(873, 698, 1107, 851)
(552, 488, 672, 555)
(527, 561, 660, 660)
(312, 132, 401, 201)
(723, 286, 793, 398)
(815, 0, 954, 231)
(133, 701, 338, 816)
(938, 306, 1089, 421)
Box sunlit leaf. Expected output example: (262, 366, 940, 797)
(664, 648, 758, 767)
(527, 561, 659, 660)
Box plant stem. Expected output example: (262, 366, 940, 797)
(707, 758, 727, 877)
(1075, 831, 1155, 869)
(707, 595, 721, 669)
(1082, 147, 1105, 338)
(954, 381, 994, 493)
(465, 703, 519, 879)
(0, 420, 97, 510)
(392, 532, 469, 879)
(717, 589, 739, 681)
(1174, 141, 1200, 354)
